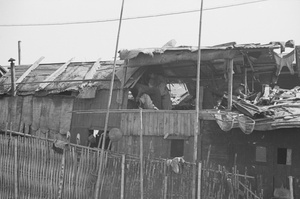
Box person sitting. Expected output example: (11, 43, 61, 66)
(130, 83, 162, 109)
(148, 72, 172, 110)
(139, 94, 159, 110)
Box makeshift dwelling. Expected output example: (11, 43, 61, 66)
(116, 41, 300, 199)
(0, 57, 125, 142)
(1, 41, 300, 198)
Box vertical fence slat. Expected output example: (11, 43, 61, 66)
(14, 138, 18, 199)
(120, 154, 125, 199)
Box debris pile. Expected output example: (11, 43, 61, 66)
(216, 86, 300, 132)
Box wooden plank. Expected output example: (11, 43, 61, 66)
(199, 86, 204, 110)
(227, 59, 233, 110)
(158, 112, 164, 135)
(163, 112, 169, 137)
(16, 57, 44, 84)
(36, 58, 74, 91)
(169, 112, 174, 136)
(14, 138, 18, 199)
(84, 58, 101, 80)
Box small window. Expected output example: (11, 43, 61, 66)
(170, 139, 184, 158)
(277, 148, 292, 165)
(255, 146, 267, 162)
(88, 130, 111, 150)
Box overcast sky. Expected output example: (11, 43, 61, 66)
(0, 0, 299, 66)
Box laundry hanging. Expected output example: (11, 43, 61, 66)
(274, 50, 295, 76)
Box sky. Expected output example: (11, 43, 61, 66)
(0, 0, 300, 66)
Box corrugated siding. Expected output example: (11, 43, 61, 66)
(0, 96, 73, 138)
(120, 111, 196, 136)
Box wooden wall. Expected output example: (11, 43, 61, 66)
(120, 110, 196, 136)
(113, 135, 195, 162)
(229, 128, 300, 198)
(70, 89, 125, 145)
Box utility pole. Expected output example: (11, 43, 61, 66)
(18, 41, 21, 65)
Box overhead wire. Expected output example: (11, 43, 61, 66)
(0, 0, 270, 27)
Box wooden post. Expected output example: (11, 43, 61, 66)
(118, 66, 127, 109)
(164, 175, 168, 199)
(4, 122, 8, 136)
(244, 69, 248, 95)
(163, 162, 168, 199)
(251, 74, 254, 92)
(58, 149, 66, 199)
(289, 176, 294, 199)
(193, 0, 204, 198)
(14, 138, 18, 199)
(227, 59, 233, 110)
(120, 154, 125, 199)
(10, 122, 13, 137)
(139, 108, 144, 199)
(197, 162, 202, 199)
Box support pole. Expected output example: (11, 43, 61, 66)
(8, 58, 16, 96)
(139, 108, 144, 199)
(14, 138, 18, 199)
(193, 0, 204, 198)
(289, 176, 294, 199)
(227, 59, 233, 110)
(120, 154, 125, 199)
(94, 0, 125, 198)
(197, 162, 202, 199)
(244, 69, 248, 95)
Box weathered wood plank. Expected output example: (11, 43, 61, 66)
(84, 58, 101, 80)
(36, 58, 74, 91)
(16, 57, 44, 84)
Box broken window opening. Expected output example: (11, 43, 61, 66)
(277, 148, 292, 165)
(170, 139, 184, 158)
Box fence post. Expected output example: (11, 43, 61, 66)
(139, 108, 144, 199)
(14, 138, 18, 199)
(163, 161, 167, 199)
(164, 176, 168, 199)
(120, 154, 125, 199)
(197, 162, 202, 199)
(4, 122, 8, 136)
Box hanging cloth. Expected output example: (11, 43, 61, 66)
(274, 50, 295, 76)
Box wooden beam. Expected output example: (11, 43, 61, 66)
(84, 58, 101, 80)
(36, 58, 74, 91)
(244, 69, 248, 95)
(16, 56, 44, 84)
(227, 59, 233, 110)
(245, 53, 254, 72)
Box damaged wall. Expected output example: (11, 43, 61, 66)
(0, 95, 73, 139)
(70, 89, 126, 145)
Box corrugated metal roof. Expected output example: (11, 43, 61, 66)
(119, 42, 281, 60)
(0, 60, 124, 96)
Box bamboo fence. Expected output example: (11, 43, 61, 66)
(0, 133, 263, 199)
(0, 134, 195, 199)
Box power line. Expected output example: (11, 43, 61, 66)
(0, 0, 269, 27)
